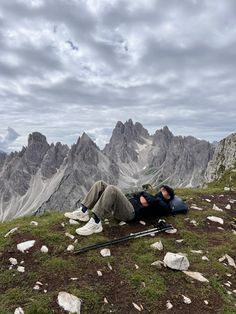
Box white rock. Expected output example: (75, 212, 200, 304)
(205, 199, 211, 203)
(150, 240, 163, 251)
(233, 290, 236, 294)
(233, 230, 236, 235)
(139, 220, 146, 225)
(182, 295, 191, 304)
(65, 232, 75, 239)
(135, 264, 139, 269)
(33, 285, 40, 290)
(190, 205, 203, 210)
(224, 187, 230, 191)
(226, 273, 232, 277)
(97, 270, 102, 277)
(73, 239, 78, 244)
(57, 292, 81, 314)
(163, 252, 190, 271)
(100, 248, 111, 257)
(36, 281, 43, 285)
(176, 239, 184, 243)
(165, 228, 177, 234)
(119, 221, 126, 226)
(224, 282, 231, 287)
(204, 300, 209, 305)
(30, 221, 38, 226)
(202, 256, 209, 261)
(132, 302, 142, 311)
(40, 245, 49, 253)
(190, 220, 198, 226)
(183, 271, 209, 282)
(217, 227, 224, 230)
(4, 227, 18, 238)
(219, 254, 236, 268)
(104, 297, 109, 304)
(225, 204, 231, 210)
(44, 289, 47, 293)
(9, 265, 13, 270)
(17, 240, 36, 253)
(207, 216, 224, 224)
(212, 204, 223, 211)
(70, 278, 78, 281)
(191, 250, 203, 254)
(166, 300, 173, 310)
(17, 266, 25, 273)
(66, 245, 74, 252)
(151, 260, 163, 268)
(107, 262, 112, 270)
(69, 219, 79, 225)
(61, 222, 65, 227)
(9, 257, 18, 265)
(14, 307, 24, 314)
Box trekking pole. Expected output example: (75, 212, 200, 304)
(74, 222, 173, 254)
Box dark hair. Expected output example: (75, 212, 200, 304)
(160, 185, 175, 200)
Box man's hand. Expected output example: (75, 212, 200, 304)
(140, 196, 149, 207)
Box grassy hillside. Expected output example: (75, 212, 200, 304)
(0, 187, 236, 313)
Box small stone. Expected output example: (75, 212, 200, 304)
(227, 291, 232, 295)
(225, 204, 231, 210)
(176, 239, 184, 243)
(9, 257, 18, 265)
(100, 248, 111, 257)
(182, 295, 191, 304)
(58, 292, 81, 314)
(191, 250, 203, 254)
(217, 227, 224, 230)
(69, 219, 79, 225)
(30, 221, 38, 226)
(9, 265, 13, 270)
(104, 297, 109, 304)
(219, 254, 236, 268)
(224, 282, 231, 287)
(66, 245, 74, 252)
(40, 245, 49, 253)
(36, 281, 43, 285)
(233, 290, 236, 294)
(139, 220, 146, 225)
(212, 204, 223, 211)
(190, 220, 198, 226)
(166, 300, 173, 310)
(151, 260, 163, 268)
(73, 239, 78, 244)
(17, 266, 25, 273)
(165, 228, 177, 234)
(65, 232, 75, 239)
(183, 271, 209, 282)
(207, 216, 224, 224)
(224, 187, 230, 191)
(61, 222, 65, 227)
(44, 289, 47, 293)
(204, 300, 209, 305)
(107, 262, 112, 270)
(205, 199, 211, 203)
(163, 252, 190, 271)
(150, 240, 163, 251)
(4, 227, 18, 238)
(119, 221, 126, 226)
(33, 285, 40, 290)
(135, 264, 139, 269)
(17, 240, 35, 253)
(14, 307, 24, 314)
(97, 270, 102, 277)
(190, 205, 203, 210)
(226, 273, 232, 277)
(202, 256, 209, 261)
(132, 302, 142, 311)
(70, 278, 78, 281)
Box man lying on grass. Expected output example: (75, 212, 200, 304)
(64, 180, 175, 236)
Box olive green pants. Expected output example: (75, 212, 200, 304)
(82, 180, 135, 221)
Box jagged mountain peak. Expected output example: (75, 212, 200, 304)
(28, 132, 48, 146)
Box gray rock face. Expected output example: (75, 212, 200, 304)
(205, 133, 236, 182)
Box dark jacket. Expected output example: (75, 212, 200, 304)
(128, 191, 172, 220)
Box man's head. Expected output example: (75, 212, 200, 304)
(160, 185, 175, 200)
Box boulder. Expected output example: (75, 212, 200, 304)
(163, 252, 190, 271)
(57, 292, 82, 314)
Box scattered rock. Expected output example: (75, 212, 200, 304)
(176, 239, 184, 243)
(100, 248, 111, 257)
(183, 271, 209, 282)
(212, 204, 223, 211)
(17, 266, 25, 273)
(204, 300, 209, 305)
(191, 250, 203, 254)
(165, 228, 177, 234)
(139, 220, 146, 225)
(150, 240, 163, 251)
(40, 245, 49, 253)
(57, 292, 82, 314)
(70, 278, 78, 281)
(107, 262, 112, 270)
(190, 220, 198, 226)
(166, 300, 173, 310)
(61, 222, 65, 227)
(202, 256, 209, 261)
(190, 205, 203, 210)
(69, 219, 79, 225)
(4, 227, 18, 238)
(217, 227, 224, 230)
(224, 187, 230, 191)
(163, 252, 190, 271)
(17, 240, 36, 253)
(97, 270, 102, 276)
(151, 260, 163, 269)
(104, 297, 109, 304)
(135, 264, 139, 269)
(33, 285, 40, 290)
(219, 254, 236, 268)
(9, 257, 18, 265)
(65, 232, 75, 240)
(30, 221, 38, 226)
(205, 199, 211, 203)
(207, 216, 224, 224)
(132, 302, 143, 311)
(225, 204, 231, 210)
(14, 307, 24, 314)
(66, 245, 74, 252)
(182, 295, 191, 304)
(119, 221, 126, 226)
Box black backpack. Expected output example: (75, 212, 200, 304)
(169, 196, 188, 215)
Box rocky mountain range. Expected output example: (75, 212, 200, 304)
(0, 119, 235, 221)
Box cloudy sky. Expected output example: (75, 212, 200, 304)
(0, 0, 235, 152)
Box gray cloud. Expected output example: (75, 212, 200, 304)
(0, 0, 235, 152)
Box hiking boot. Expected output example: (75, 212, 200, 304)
(64, 207, 89, 222)
(75, 217, 103, 236)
